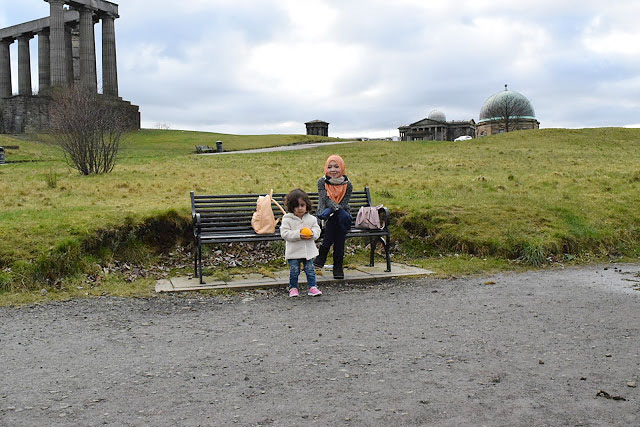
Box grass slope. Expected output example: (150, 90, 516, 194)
(1, 128, 639, 297)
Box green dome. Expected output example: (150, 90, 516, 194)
(479, 88, 536, 123)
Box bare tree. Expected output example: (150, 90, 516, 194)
(49, 86, 130, 175)
(480, 85, 534, 133)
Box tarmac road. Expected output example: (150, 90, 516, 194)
(1, 264, 639, 426)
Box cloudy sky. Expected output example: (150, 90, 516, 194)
(2, 0, 640, 136)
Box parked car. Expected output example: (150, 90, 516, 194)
(453, 135, 473, 141)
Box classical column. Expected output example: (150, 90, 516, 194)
(101, 13, 118, 96)
(38, 30, 50, 92)
(79, 7, 97, 91)
(18, 34, 33, 96)
(64, 24, 74, 86)
(48, 0, 67, 87)
(0, 38, 12, 98)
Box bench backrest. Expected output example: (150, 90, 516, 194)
(191, 188, 374, 234)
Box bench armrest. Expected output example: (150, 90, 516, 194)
(378, 206, 391, 229)
(193, 212, 201, 236)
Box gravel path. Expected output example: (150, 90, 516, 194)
(1, 264, 639, 426)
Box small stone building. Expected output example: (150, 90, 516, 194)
(305, 120, 329, 137)
(398, 110, 475, 141)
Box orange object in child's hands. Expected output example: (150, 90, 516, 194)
(300, 227, 313, 238)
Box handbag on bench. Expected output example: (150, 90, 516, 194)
(355, 205, 384, 229)
(251, 189, 287, 234)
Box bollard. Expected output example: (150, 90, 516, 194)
(216, 140, 223, 153)
(0, 147, 5, 164)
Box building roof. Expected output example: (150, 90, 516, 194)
(478, 87, 536, 123)
(305, 120, 329, 125)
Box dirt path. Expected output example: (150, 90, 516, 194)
(1, 264, 639, 426)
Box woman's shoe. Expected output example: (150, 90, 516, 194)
(333, 263, 344, 279)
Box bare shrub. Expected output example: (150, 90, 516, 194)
(49, 86, 130, 175)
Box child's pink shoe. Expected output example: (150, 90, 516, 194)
(289, 288, 299, 297)
(307, 286, 322, 296)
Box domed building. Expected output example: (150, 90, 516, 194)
(398, 109, 476, 141)
(476, 85, 539, 137)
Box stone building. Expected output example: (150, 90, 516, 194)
(398, 110, 475, 141)
(0, 0, 139, 134)
(305, 120, 329, 137)
(476, 87, 539, 137)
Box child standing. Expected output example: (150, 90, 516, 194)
(314, 154, 353, 279)
(280, 189, 322, 297)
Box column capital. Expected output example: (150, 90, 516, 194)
(17, 33, 34, 41)
(0, 37, 15, 45)
(98, 11, 118, 20)
(45, 0, 67, 5)
(36, 28, 51, 36)
(76, 4, 98, 13)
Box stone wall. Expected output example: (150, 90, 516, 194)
(476, 118, 539, 137)
(0, 94, 140, 134)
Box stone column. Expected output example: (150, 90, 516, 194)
(64, 24, 74, 86)
(79, 7, 97, 92)
(48, 0, 67, 87)
(38, 30, 50, 92)
(101, 13, 118, 97)
(18, 34, 33, 96)
(0, 38, 12, 98)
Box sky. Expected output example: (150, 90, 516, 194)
(2, 0, 640, 137)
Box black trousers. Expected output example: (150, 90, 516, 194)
(320, 215, 346, 264)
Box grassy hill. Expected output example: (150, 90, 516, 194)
(1, 127, 639, 301)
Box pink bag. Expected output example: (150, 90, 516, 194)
(355, 205, 384, 229)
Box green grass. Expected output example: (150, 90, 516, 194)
(120, 129, 342, 158)
(1, 127, 640, 303)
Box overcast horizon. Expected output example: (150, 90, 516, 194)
(2, 0, 640, 137)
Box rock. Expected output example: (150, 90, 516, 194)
(40, 289, 48, 296)
(627, 381, 637, 388)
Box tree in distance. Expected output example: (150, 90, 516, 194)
(49, 86, 131, 175)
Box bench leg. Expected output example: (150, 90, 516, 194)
(194, 242, 199, 277)
(199, 246, 205, 284)
(384, 236, 391, 272)
(368, 237, 376, 267)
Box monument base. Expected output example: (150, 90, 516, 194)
(0, 94, 140, 134)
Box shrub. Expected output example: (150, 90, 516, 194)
(49, 87, 131, 175)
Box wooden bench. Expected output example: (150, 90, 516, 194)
(195, 145, 214, 154)
(190, 188, 391, 284)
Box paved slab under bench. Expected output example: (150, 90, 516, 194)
(156, 263, 433, 293)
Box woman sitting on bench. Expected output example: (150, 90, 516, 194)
(314, 154, 353, 279)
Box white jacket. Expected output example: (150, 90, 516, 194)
(280, 212, 321, 260)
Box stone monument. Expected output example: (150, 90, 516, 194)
(0, 0, 139, 133)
